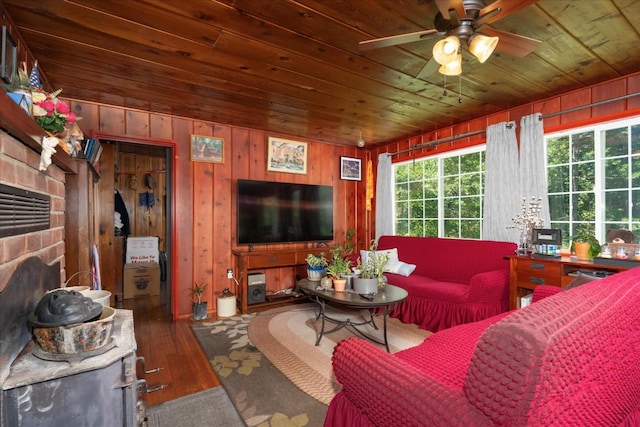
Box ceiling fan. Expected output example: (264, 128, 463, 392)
(359, 0, 541, 78)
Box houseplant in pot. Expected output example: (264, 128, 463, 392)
(570, 232, 601, 260)
(353, 247, 390, 295)
(191, 282, 209, 320)
(326, 252, 351, 292)
(306, 252, 328, 281)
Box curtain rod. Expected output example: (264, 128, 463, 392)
(389, 91, 640, 157)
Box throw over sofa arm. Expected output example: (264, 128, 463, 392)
(466, 269, 510, 303)
(330, 338, 490, 427)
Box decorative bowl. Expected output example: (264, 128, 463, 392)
(32, 306, 116, 354)
(80, 289, 112, 307)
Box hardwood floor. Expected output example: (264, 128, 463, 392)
(119, 295, 221, 407)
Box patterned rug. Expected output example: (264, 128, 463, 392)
(191, 304, 429, 426)
(248, 304, 431, 405)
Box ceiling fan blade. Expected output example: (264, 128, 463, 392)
(359, 29, 439, 51)
(416, 57, 439, 80)
(478, 0, 539, 25)
(481, 28, 541, 57)
(435, 0, 466, 20)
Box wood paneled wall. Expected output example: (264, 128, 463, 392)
(117, 152, 167, 245)
(68, 71, 639, 318)
(70, 101, 366, 318)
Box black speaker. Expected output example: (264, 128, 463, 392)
(248, 282, 266, 305)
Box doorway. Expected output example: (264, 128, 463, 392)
(99, 137, 173, 315)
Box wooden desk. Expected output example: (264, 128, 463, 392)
(508, 255, 629, 309)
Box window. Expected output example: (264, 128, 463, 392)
(546, 116, 640, 246)
(391, 115, 640, 244)
(394, 147, 485, 238)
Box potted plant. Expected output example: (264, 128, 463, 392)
(353, 243, 391, 295)
(306, 252, 328, 281)
(326, 252, 351, 292)
(191, 282, 209, 320)
(570, 232, 601, 259)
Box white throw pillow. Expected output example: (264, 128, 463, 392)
(359, 248, 416, 276)
(385, 260, 417, 276)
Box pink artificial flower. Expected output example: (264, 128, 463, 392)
(39, 100, 56, 114)
(55, 100, 70, 114)
(66, 112, 76, 124)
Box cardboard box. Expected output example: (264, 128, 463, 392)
(126, 237, 159, 263)
(123, 262, 160, 298)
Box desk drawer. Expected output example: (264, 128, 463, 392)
(246, 253, 296, 268)
(516, 272, 561, 288)
(517, 260, 562, 276)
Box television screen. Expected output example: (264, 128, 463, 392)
(237, 179, 333, 245)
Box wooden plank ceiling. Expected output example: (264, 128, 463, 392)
(4, 0, 640, 146)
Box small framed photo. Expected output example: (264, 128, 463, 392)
(1, 26, 17, 83)
(267, 136, 307, 174)
(191, 135, 224, 163)
(340, 156, 362, 181)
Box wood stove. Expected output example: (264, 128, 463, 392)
(0, 257, 145, 426)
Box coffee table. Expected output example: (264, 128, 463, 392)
(297, 279, 408, 352)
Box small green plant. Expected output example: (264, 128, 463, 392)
(191, 282, 208, 304)
(569, 232, 601, 258)
(326, 255, 351, 279)
(306, 252, 328, 267)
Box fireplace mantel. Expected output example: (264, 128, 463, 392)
(0, 90, 77, 174)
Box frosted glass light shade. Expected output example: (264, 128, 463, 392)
(433, 36, 461, 65)
(438, 54, 462, 75)
(469, 34, 499, 63)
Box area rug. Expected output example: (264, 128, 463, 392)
(146, 387, 243, 427)
(191, 303, 430, 426)
(191, 312, 328, 426)
(248, 304, 431, 405)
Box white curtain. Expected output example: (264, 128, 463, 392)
(375, 153, 393, 240)
(519, 113, 550, 227)
(483, 121, 521, 242)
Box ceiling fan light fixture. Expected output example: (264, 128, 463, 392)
(432, 36, 460, 65)
(468, 34, 499, 63)
(438, 54, 462, 76)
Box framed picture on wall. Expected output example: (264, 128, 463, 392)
(267, 136, 307, 174)
(340, 156, 362, 181)
(191, 135, 224, 163)
(1, 26, 17, 84)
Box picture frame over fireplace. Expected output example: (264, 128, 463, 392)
(1, 26, 17, 84)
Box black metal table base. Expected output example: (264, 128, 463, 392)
(310, 295, 393, 352)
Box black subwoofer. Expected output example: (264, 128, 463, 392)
(248, 282, 266, 305)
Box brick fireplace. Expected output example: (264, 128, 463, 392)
(0, 129, 66, 291)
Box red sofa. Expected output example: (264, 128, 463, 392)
(376, 235, 517, 332)
(325, 267, 640, 426)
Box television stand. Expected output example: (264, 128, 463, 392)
(232, 247, 326, 313)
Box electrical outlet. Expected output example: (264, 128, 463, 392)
(227, 268, 234, 279)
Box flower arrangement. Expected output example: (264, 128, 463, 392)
(509, 197, 544, 254)
(32, 89, 77, 134)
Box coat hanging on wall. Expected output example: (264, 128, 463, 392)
(114, 190, 131, 236)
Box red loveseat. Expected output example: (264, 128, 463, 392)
(325, 267, 640, 426)
(376, 235, 517, 332)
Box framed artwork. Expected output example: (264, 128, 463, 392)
(267, 136, 307, 174)
(340, 156, 362, 181)
(1, 26, 17, 83)
(191, 135, 224, 163)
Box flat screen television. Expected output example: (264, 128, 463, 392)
(237, 179, 334, 245)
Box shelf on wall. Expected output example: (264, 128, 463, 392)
(0, 90, 77, 174)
